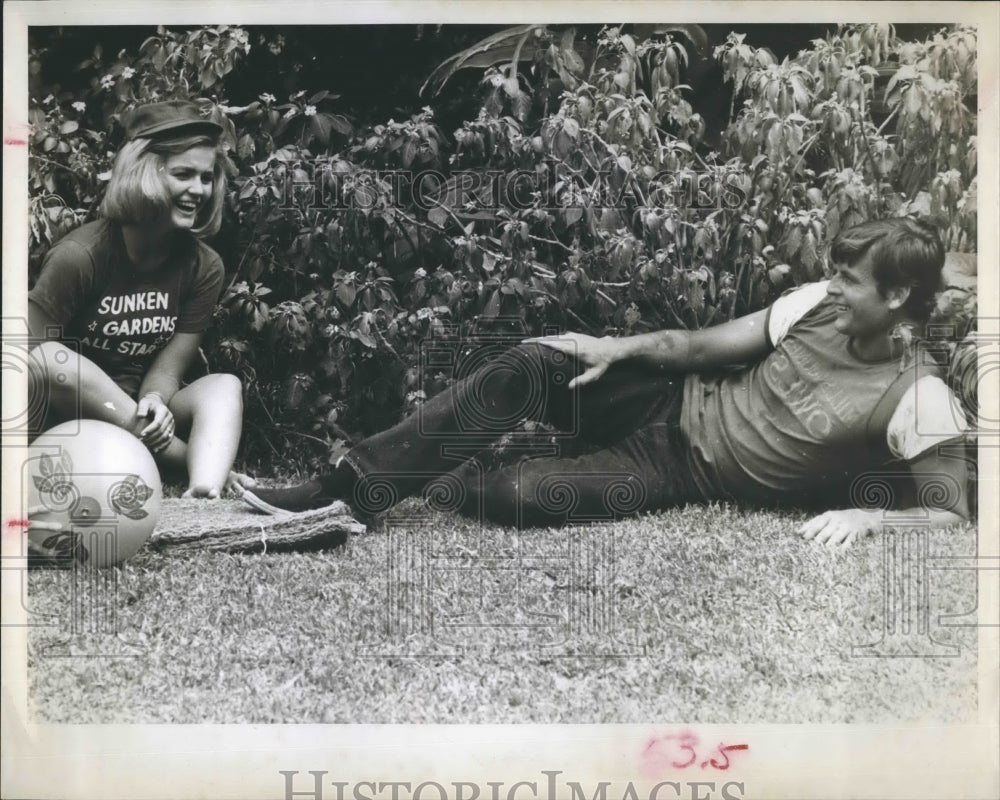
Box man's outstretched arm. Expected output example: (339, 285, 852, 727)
(526, 307, 773, 389)
(798, 444, 971, 548)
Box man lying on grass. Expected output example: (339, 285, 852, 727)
(242, 217, 972, 547)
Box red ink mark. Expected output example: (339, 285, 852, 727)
(641, 732, 749, 779)
(707, 743, 749, 770)
(4, 138, 28, 146)
(6, 519, 31, 530)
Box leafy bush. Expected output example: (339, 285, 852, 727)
(28, 23, 978, 472)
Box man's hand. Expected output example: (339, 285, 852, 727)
(797, 508, 883, 548)
(524, 332, 620, 389)
(136, 392, 175, 453)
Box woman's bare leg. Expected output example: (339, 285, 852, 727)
(30, 340, 188, 468)
(30, 341, 250, 497)
(168, 373, 243, 498)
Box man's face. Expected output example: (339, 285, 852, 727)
(825, 251, 898, 342)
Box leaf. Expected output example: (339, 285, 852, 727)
(239, 180, 258, 200)
(427, 206, 448, 227)
(124, 508, 149, 521)
(352, 328, 376, 349)
(799, 232, 819, 278)
(309, 114, 332, 145)
(335, 283, 357, 307)
(328, 114, 353, 136)
(420, 24, 539, 96)
(599, 208, 622, 234)
(401, 139, 417, 168)
(59, 120, 79, 135)
(482, 289, 501, 318)
(783, 224, 803, 259)
(512, 92, 532, 122)
(768, 263, 792, 284)
(502, 76, 521, 97)
(686, 276, 705, 314)
(885, 64, 916, 97)
(251, 308, 268, 332)
(647, 23, 710, 56)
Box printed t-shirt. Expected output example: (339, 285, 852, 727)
(29, 219, 224, 397)
(680, 281, 968, 503)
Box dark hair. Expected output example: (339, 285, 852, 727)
(829, 217, 945, 322)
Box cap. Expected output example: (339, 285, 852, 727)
(123, 100, 224, 141)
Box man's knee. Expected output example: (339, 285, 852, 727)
(501, 341, 577, 396)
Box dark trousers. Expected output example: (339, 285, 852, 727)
(344, 344, 699, 527)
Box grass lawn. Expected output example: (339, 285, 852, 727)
(26, 500, 977, 724)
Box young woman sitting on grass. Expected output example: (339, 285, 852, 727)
(28, 100, 250, 499)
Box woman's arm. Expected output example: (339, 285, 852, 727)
(131, 332, 203, 451)
(137, 331, 203, 405)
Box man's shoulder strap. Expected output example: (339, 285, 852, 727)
(865, 356, 945, 456)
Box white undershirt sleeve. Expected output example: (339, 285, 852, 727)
(766, 281, 830, 346)
(886, 376, 970, 461)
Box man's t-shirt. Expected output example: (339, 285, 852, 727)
(29, 219, 224, 397)
(680, 281, 968, 503)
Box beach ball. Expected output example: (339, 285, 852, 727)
(27, 420, 162, 567)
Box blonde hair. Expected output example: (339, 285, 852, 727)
(100, 133, 227, 238)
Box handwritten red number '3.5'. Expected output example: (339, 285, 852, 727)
(642, 731, 748, 775)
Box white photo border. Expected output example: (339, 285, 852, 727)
(3, 2, 998, 799)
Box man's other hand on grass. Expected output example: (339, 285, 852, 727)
(797, 508, 883, 548)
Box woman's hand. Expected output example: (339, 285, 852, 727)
(136, 392, 175, 453)
(524, 332, 621, 389)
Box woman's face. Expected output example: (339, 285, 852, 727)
(161, 145, 216, 231)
